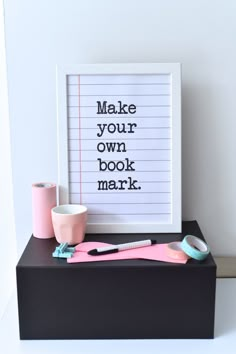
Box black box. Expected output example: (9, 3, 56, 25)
(16, 221, 216, 339)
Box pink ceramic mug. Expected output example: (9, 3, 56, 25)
(51, 204, 87, 245)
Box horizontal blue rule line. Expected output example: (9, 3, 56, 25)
(69, 160, 171, 162)
(74, 202, 171, 205)
(69, 181, 171, 183)
(68, 127, 171, 130)
(69, 192, 171, 194)
(87, 213, 171, 215)
(68, 105, 171, 108)
(68, 149, 171, 151)
(68, 83, 170, 86)
(69, 138, 171, 141)
(68, 114, 171, 120)
(69, 169, 170, 172)
(68, 94, 171, 97)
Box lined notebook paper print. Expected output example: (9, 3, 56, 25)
(67, 74, 172, 224)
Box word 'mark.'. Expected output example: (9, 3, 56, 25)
(97, 177, 141, 191)
(97, 101, 136, 115)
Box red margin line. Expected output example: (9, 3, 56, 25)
(78, 75, 82, 204)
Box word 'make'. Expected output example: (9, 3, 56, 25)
(97, 101, 136, 115)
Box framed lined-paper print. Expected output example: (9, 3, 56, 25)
(57, 63, 181, 233)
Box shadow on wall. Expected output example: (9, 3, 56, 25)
(181, 81, 225, 222)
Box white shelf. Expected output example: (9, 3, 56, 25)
(1, 279, 236, 354)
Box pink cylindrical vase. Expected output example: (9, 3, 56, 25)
(32, 182, 57, 239)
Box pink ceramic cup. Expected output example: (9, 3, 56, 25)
(51, 204, 87, 245)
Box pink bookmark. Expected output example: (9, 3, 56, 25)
(67, 242, 189, 264)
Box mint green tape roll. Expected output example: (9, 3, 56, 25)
(181, 235, 210, 261)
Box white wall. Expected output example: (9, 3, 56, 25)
(4, 0, 236, 256)
(0, 0, 17, 318)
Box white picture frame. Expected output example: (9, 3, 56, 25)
(57, 63, 181, 233)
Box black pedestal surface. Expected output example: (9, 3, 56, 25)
(16, 221, 216, 339)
